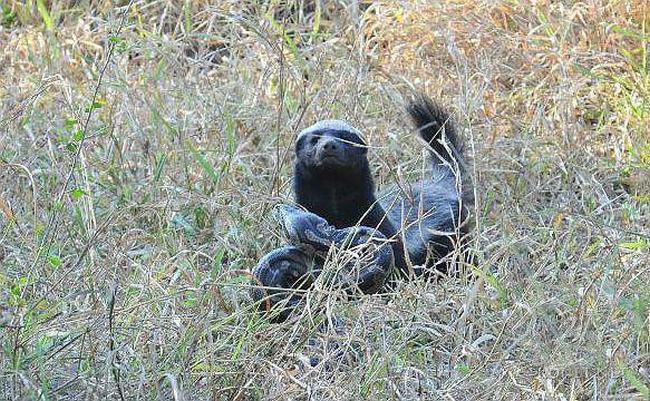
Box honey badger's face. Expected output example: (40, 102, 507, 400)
(295, 121, 368, 172)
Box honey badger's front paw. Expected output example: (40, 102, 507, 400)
(273, 204, 336, 251)
(252, 205, 396, 322)
(251, 246, 317, 322)
(273, 204, 395, 294)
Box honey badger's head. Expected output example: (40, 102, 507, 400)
(295, 120, 368, 173)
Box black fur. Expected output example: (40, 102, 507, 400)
(293, 95, 472, 277)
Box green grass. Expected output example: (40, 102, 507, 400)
(0, 0, 648, 400)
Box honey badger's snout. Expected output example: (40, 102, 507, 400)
(315, 137, 342, 160)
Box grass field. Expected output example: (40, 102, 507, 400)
(0, 1, 648, 400)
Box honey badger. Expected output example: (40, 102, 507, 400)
(293, 94, 473, 277)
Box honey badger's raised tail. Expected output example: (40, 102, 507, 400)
(408, 93, 465, 174)
(378, 94, 473, 274)
(407, 93, 473, 204)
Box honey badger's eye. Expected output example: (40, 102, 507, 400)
(339, 131, 365, 147)
(310, 135, 319, 145)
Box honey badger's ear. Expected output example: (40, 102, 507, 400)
(295, 132, 308, 153)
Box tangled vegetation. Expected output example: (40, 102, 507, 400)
(0, 1, 648, 399)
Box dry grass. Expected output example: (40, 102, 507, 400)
(0, 0, 648, 400)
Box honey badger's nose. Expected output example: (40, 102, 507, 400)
(320, 138, 339, 154)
